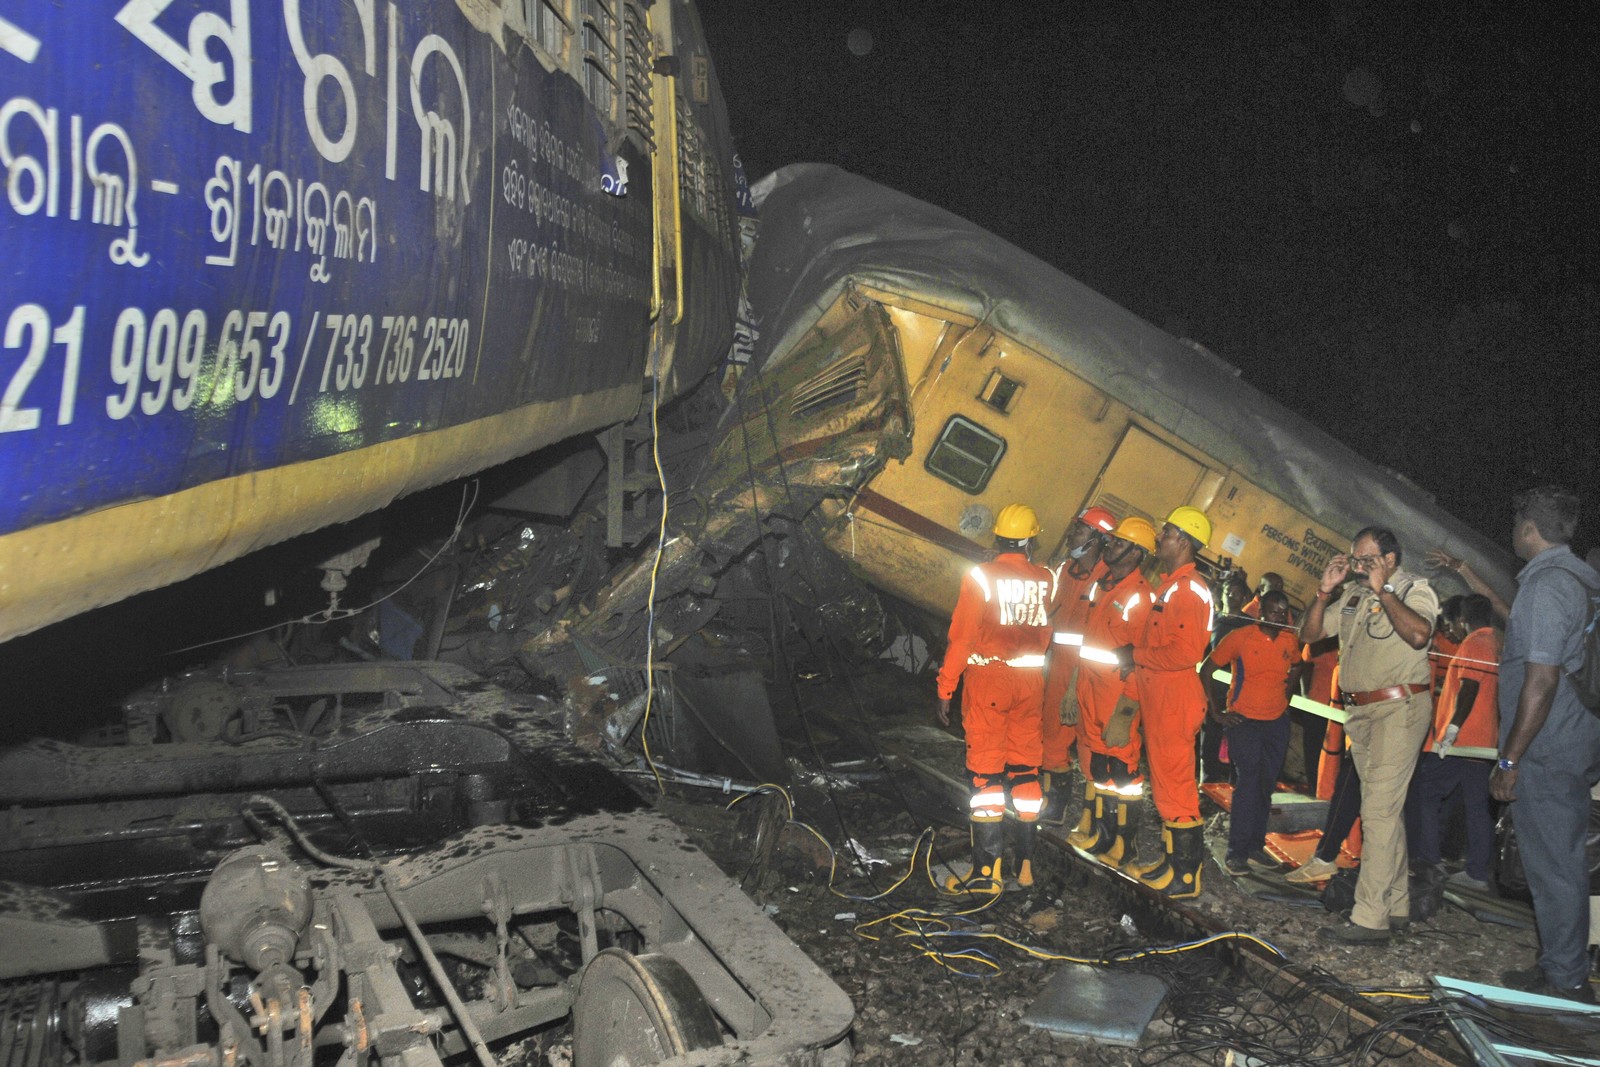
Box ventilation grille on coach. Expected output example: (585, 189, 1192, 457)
(791, 356, 867, 419)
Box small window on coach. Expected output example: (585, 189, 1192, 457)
(977, 369, 1023, 414)
(925, 416, 1006, 494)
(581, 0, 621, 120)
(522, 0, 574, 66)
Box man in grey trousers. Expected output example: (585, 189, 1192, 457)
(1494, 485, 1600, 1003)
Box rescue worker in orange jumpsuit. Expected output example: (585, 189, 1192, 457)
(1040, 505, 1118, 824)
(1124, 506, 1216, 898)
(937, 504, 1054, 894)
(1066, 516, 1156, 869)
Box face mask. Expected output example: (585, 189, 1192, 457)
(1069, 540, 1093, 560)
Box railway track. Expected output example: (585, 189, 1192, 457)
(863, 730, 1473, 1065)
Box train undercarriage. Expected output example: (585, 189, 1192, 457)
(0, 663, 853, 1067)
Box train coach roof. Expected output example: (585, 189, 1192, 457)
(747, 163, 1515, 600)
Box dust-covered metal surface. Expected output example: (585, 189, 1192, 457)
(0, 662, 853, 1066)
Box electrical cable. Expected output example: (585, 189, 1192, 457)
(727, 354, 995, 1060)
(241, 794, 372, 870)
(725, 788, 964, 909)
(637, 347, 671, 794)
(1418, 992, 1600, 1064)
(1106, 948, 1515, 1067)
(720, 745, 1484, 1060)
(727, 380, 862, 852)
(172, 480, 480, 655)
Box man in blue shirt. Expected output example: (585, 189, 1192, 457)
(1493, 485, 1600, 1003)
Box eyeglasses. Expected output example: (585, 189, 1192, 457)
(1350, 554, 1382, 569)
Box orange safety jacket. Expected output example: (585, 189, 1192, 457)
(937, 552, 1054, 701)
(1426, 626, 1501, 751)
(1305, 642, 1339, 707)
(1040, 558, 1104, 770)
(1051, 559, 1104, 621)
(1075, 568, 1153, 672)
(1133, 562, 1215, 677)
(1047, 558, 1105, 663)
(1314, 658, 1345, 800)
(1075, 568, 1152, 782)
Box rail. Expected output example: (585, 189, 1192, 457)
(874, 739, 1472, 1066)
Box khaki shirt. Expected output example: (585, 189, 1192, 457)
(1322, 570, 1439, 692)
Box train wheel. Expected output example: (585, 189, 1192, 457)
(571, 949, 721, 1067)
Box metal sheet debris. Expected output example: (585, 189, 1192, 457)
(1021, 962, 1168, 1047)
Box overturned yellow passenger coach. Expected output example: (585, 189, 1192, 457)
(739, 165, 1514, 615)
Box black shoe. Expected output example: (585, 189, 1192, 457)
(1245, 848, 1283, 872)
(1389, 915, 1411, 933)
(1502, 964, 1598, 1004)
(1224, 854, 1250, 876)
(1316, 921, 1390, 946)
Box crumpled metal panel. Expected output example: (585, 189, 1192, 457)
(523, 295, 911, 670)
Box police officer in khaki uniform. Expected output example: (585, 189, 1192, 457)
(1300, 526, 1439, 944)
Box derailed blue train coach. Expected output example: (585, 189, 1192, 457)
(0, 0, 741, 641)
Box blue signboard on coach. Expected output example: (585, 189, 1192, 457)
(0, 1, 655, 536)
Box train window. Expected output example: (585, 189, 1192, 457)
(925, 416, 1006, 494)
(978, 370, 1023, 413)
(523, 0, 573, 65)
(622, 2, 654, 145)
(582, 0, 621, 120)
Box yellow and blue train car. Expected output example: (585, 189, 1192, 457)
(0, 0, 743, 642)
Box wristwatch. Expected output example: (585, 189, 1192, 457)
(1380, 582, 1396, 595)
(1496, 757, 1518, 771)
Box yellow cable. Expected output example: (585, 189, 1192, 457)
(725, 783, 796, 821)
(740, 814, 1316, 978)
(752, 813, 1431, 986)
(710, 802, 1004, 974)
(718, 806, 1297, 974)
(725, 802, 938, 905)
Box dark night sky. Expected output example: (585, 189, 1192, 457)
(697, 0, 1599, 551)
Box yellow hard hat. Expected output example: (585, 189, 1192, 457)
(1111, 516, 1157, 553)
(1165, 506, 1212, 547)
(993, 503, 1042, 540)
